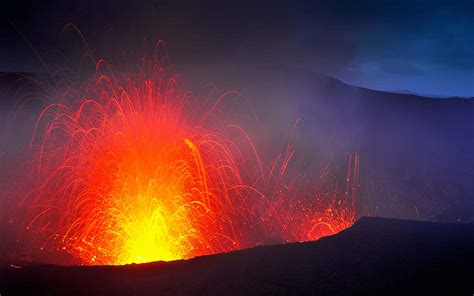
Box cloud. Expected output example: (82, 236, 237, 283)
(378, 60, 424, 75)
(1, 0, 474, 95)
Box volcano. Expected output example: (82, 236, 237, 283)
(1, 67, 474, 294)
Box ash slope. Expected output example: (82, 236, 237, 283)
(193, 65, 474, 221)
(1, 217, 473, 295)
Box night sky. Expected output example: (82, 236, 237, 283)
(1, 0, 474, 97)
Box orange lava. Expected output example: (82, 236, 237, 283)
(23, 59, 358, 265)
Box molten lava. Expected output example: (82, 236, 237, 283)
(23, 59, 358, 265)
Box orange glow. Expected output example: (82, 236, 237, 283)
(22, 58, 358, 265)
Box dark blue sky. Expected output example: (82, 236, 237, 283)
(330, 1, 474, 97)
(1, 0, 474, 97)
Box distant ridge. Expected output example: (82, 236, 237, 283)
(391, 89, 472, 99)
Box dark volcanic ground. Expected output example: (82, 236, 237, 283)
(1, 217, 473, 295)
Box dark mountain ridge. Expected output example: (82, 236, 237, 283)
(189, 64, 474, 220)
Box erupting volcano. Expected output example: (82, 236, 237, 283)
(19, 54, 358, 266)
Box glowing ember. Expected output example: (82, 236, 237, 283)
(22, 58, 358, 265)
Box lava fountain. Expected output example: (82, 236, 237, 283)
(21, 55, 358, 265)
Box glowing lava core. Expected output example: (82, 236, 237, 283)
(23, 59, 358, 265)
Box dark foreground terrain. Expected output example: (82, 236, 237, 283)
(1, 217, 473, 295)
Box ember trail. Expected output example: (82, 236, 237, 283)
(23, 57, 358, 265)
